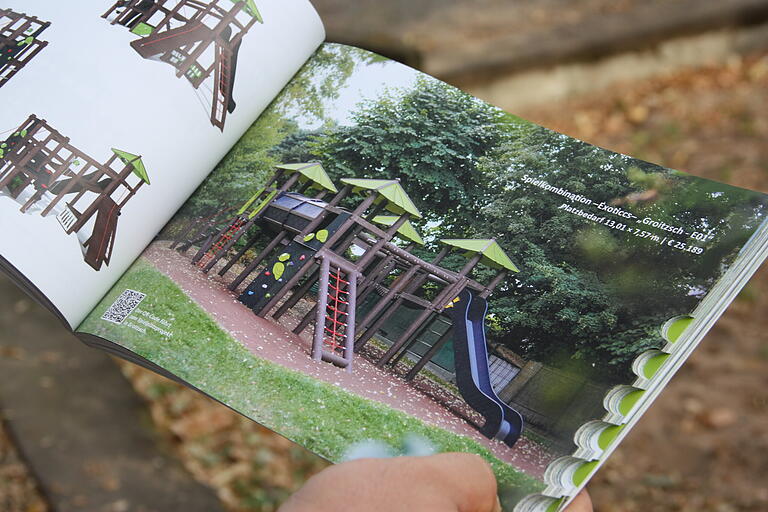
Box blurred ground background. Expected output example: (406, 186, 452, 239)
(2, 1, 768, 511)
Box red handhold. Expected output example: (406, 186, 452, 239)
(265, 271, 271, 276)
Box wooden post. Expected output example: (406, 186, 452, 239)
(273, 267, 318, 320)
(277, 171, 299, 192)
(170, 217, 197, 249)
(201, 174, 294, 271)
(481, 270, 508, 298)
(376, 280, 463, 367)
(69, 161, 134, 234)
(202, 214, 252, 271)
(356, 251, 403, 304)
(355, 247, 448, 343)
(344, 271, 358, 373)
(175, 3, 244, 82)
(217, 232, 260, 276)
(263, 168, 283, 189)
(292, 305, 316, 335)
(174, 207, 233, 252)
(318, 191, 377, 250)
(354, 214, 408, 270)
(377, 252, 482, 366)
(311, 256, 331, 362)
(296, 185, 350, 237)
(364, 200, 387, 221)
(38, 154, 84, 216)
(405, 327, 453, 381)
(356, 263, 422, 335)
(0, 118, 51, 189)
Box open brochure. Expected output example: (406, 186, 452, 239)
(2, 2, 767, 511)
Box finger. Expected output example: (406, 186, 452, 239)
(413, 453, 499, 512)
(564, 489, 593, 512)
(280, 454, 500, 512)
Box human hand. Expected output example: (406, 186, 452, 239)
(564, 489, 592, 512)
(279, 453, 593, 512)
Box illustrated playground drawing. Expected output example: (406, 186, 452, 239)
(171, 162, 525, 447)
(0, 114, 150, 271)
(0, 9, 50, 88)
(102, 0, 264, 130)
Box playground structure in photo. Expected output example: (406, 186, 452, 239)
(102, 0, 263, 130)
(172, 163, 525, 447)
(0, 9, 50, 88)
(0, 115, 150, 271)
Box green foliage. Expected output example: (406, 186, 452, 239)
(173, 44, 768, 382)
(311, 76, 513, 229)
(182, 45, 381, 217)
(475, 125, 766, 377)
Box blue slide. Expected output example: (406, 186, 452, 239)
(450, 289, 523, 448)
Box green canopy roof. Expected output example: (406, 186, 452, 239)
(112, 148, 150, 184)
(372, 215, 425, 245)
(340, 178, 422, 219)
(232, 0, 264, 22)
(276, 163, 337, 193)
(440, 239, 519, 272)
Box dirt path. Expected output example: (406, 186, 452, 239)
(143, 243, 555, 478)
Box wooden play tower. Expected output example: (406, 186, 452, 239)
(0, 115, 150, 270)
(102, 0, 263, 130)
(172, 164, 519, 377)
(171, 163, 525, 444)
(173, 163, 338, 271)
(0, 9, 50, 88)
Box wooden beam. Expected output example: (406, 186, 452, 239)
(405, 327, 453, 381)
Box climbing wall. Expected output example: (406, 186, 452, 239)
(238, 213, 351, 313)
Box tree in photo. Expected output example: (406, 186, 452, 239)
(313, 76, 513, 231)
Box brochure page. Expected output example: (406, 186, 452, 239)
(76, 43, 768, 508)
(0, 0, 324, 326)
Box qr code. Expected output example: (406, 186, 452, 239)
(101, 289, 146, 325)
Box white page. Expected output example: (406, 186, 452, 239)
(0, 0, 325, 327)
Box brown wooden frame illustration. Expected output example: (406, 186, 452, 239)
(0, 9, 50, 88)
(0, 115, 150, 270)
(102, 0, 263, 130)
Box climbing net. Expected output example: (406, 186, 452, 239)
(197, 216, 246, 268)
(323, 267, 350, 356)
